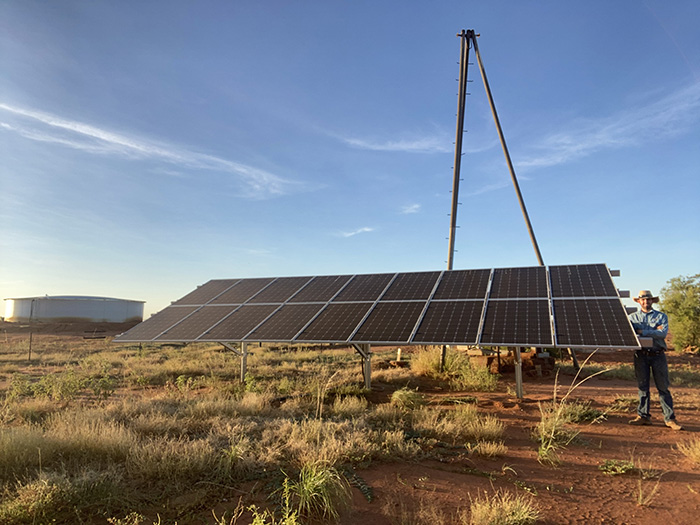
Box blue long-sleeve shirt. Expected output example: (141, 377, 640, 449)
(629, 308, 668, 349)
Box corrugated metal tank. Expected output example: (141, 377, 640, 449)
(3, 296, 144, 323)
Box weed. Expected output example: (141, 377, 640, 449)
(635, 477, 662, 507)
(608, 395, 636, 413)
(390, 387, 425, 410)
(286, 461, 351, 522)
(467, 440, 508, 458)
(677, 437, 700, 465)
(450, 363, 499, 392)
(332, 395, 368, 419)
(380, 492, 452, 525)
(466, 489, 540, 525)
(535, 354, 609, 466)
(559, 399, 606, 423)
(108, 512, 149, 525)
(599, 459, 636, 475)
(6, 374, 33, 401)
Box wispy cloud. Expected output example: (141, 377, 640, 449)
(516, 82, 700, 170)
(341, 134, 452, 154)
(338, 227, 375, 238)
(0, 102, 298, 199)
(400, 203, 421, 214)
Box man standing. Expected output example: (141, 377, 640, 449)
(628, 290, 682, 430)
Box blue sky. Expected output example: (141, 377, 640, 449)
(1, 1, 699, 317)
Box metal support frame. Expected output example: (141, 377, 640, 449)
(447, 30, 548, 397)
(220, 342, 249, 382)
(353, 343, 372, 390)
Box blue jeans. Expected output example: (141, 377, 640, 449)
(634, 349, 675, 421)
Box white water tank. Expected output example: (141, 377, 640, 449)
(3, 296, 144, 323)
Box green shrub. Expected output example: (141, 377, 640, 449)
(286, 461, 351, 522)
(390, 387, 425, 410)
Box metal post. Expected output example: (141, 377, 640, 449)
(568, 347, 580, 370)
(353, 344, 372, 389)
(362, 344, 372, 390)
(469, 30, 545, 267)
(447, 30, 471, 271)
(514, 347, 524, 399)
(240, 342, 248, 382)
(28, 298, 35, 362)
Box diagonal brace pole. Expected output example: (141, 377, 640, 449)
(468, 30, 545, 267)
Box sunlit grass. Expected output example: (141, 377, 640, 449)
(677, 437, 700, 465)
(466, 490, 540, 525)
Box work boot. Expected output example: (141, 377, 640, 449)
(665, 419, 683, 431)
(628, 415, 651, 426)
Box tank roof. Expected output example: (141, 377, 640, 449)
(4, 295, 145, 303)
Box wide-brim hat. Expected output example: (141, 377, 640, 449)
(633, 290, 659, 304)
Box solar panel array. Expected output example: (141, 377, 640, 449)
(114, 263, 639, 348)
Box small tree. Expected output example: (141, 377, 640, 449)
(660, 274, 700, 351)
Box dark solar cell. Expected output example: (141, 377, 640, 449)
(480, 300, 552, 346)
(432, 269, 491, 300)
(245, 304, 325, 341)
(412, 300, 483, 344)
(172, 280, 239, 305)
(381, 271, 441, 300)
(113, 306, 198, 342)
(288, 275, 353, 303)
(295, 302, 374, 342)
(490, 267, 547, 298)
(549, 264, 617, 297)
(332, 273, 395, 302)
(350, 301, 426, 343)
(209, 278, 275, 304)
(155, 305, 238, 341)
(198, 304, 278, 341)
(247, 276, 314, 303)
(553, 299, 639, 347)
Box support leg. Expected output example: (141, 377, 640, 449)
(514, 347, 524, 399)
(240, 342, 248, 383)
(568, 348, 580, 370)
(353, 344, 372, 390)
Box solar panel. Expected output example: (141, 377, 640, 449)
(172, 279, 239, 306)
(412, 300, 482, 344)
(432, 269, 490, 300)
(332, 273, 394, 302)
(549, 264, 617, 297)
(480, 299, 552, 346)
(553, 299, 639, 347)
(295, 302, 375, 342)
(381, 271, 441, 301)
(247, 276, 313, 303)
(114, 264, 639, 349)
(198, 304, 278, 341)
(490, 267, 547, 298)
(115, 306, 198, 341)
(288, 275, 353, 303)
(350, 301, 426, 343)
(245, 303, 325, 341)
(209, 278, 275, 304)
(156, 305, 237, 341)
